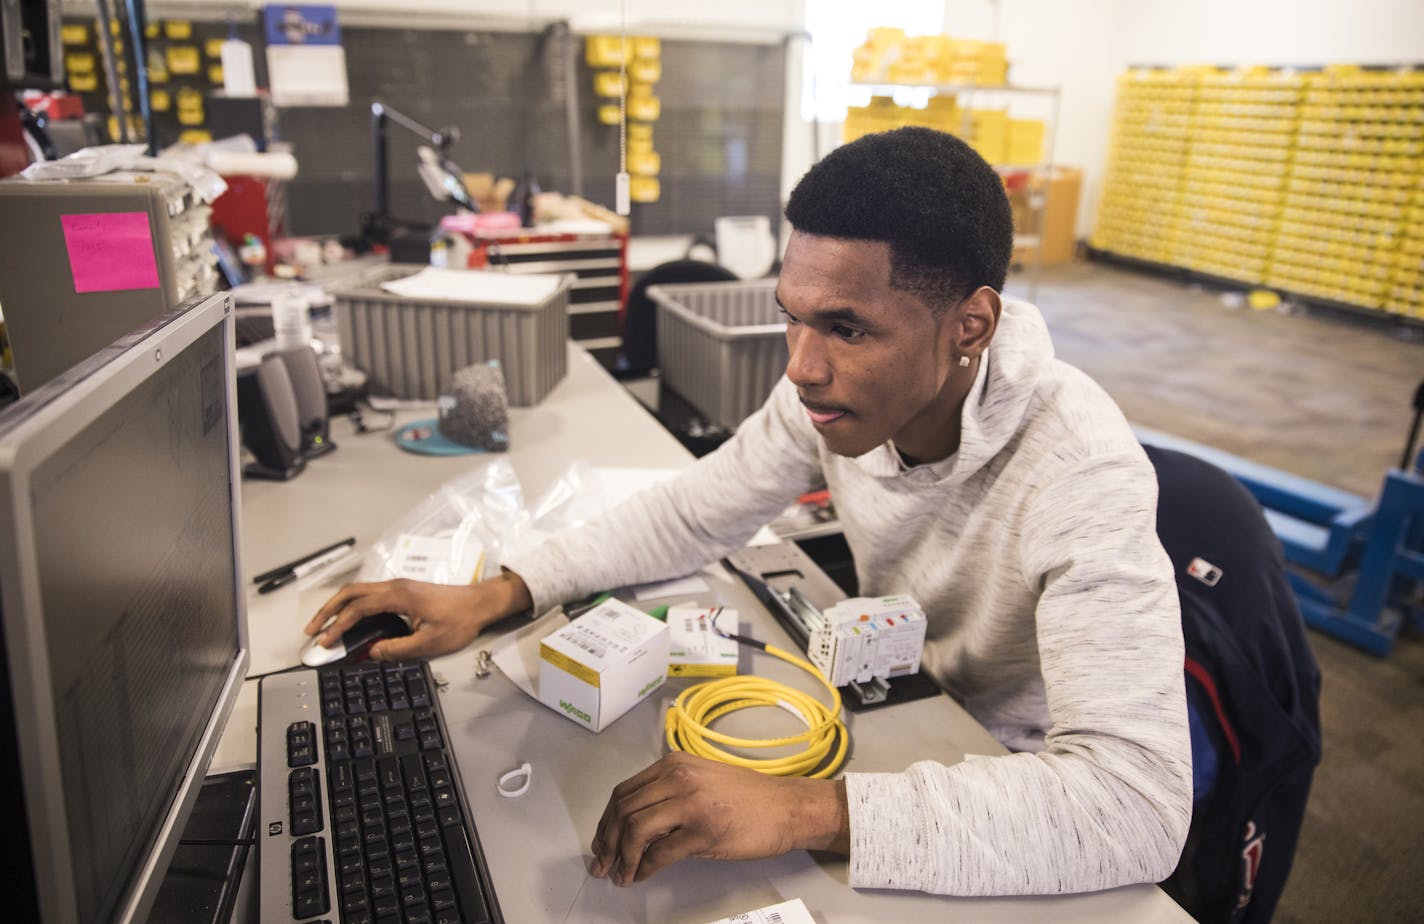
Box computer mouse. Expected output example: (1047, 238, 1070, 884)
(300, 612, 412, 667)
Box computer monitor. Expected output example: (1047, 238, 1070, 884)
(0, 292, 249, 923)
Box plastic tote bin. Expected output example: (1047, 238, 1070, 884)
(331, 263, 572, 405)
(648, 279, 788, 429)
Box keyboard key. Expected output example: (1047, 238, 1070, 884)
(442, 829, 493, 924)
(369, 875, 396, 900)
(293, 811, 321, 835)
(290, 836, 330, 918)
(429, 890, 456, 913)
(397, 865, 423, 890)
(402, 754, 427, 787)
(399, 884, 426, 909)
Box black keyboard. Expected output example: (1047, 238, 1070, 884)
(259, 661, 502, 924)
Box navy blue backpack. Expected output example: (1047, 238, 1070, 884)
(1145, 446, 1323, 923)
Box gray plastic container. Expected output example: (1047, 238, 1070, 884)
(332, 264, 571, 405)
(648, 279, 788, 429)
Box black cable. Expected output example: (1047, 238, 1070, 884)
(710, 606, 767, 651)
(244, 664, 306, 683)
(180, 838, 256, 847)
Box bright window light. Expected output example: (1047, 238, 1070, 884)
(802, 0, 943, 122)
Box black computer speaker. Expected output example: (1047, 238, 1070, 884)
(236, 355, 306, 481)
(276, 346, 336, 459)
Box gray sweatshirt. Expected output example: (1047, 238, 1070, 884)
(504, 299, 1192, 896)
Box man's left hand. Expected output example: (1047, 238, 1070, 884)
(588, 752, 849, 885)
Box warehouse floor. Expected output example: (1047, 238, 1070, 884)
(626, 259, 1424, 922)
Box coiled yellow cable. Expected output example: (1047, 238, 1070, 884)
(664, 642, 849, 779)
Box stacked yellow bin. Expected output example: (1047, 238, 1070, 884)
(1096, 64, 1424, 319)
(1173, 68, 1302, 285)
(1266, 67, 1423, 313)
(1090, 69, 1196, 264)
(850, 29, 1006, 87)
(1007, 118, 1045, 165)
(967, 108, 1009, 163)
(1388, 173, 1424, 319)
(843, 96, 904, 143)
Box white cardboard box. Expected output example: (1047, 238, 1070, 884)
(538, 598, 669, 732)
(666, 604, 740, 677)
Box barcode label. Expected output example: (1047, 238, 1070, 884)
(703, 897, 814, 924)
(566, 629, 607, 661)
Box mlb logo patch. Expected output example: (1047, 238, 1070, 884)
(1188, 557, 1223, 587)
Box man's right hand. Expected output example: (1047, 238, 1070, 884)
(306, 570, 533, 661)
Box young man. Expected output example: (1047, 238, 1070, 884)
(309, 127, 1192, 896)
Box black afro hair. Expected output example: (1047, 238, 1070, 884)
(784, 126, 1014, 309)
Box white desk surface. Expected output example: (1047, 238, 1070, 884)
(224, 343, 1192, 923)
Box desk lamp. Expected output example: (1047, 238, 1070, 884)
(360, 100, 477, 260)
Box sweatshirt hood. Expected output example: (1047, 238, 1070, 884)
(848, 298, 1054, 485)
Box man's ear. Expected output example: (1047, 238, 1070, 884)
(956, 286, 1002, 357)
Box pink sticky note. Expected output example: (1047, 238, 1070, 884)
(60, 211, 162, 294)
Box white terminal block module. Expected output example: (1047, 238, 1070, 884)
(539, 598, 669, 732)
(666, 604, 740, 677)
(808, 594, 928, 688)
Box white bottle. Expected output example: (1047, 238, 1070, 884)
(272, 293, 313, 351)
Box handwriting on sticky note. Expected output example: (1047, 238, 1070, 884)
(61, 212, 161, 294)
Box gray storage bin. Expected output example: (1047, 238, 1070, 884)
(332, 264, 571, 405)
(648, 279, 788, 429)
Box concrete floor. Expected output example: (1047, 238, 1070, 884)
(1017, 262, 1424, 924)
(1017, 262, 1423, 498)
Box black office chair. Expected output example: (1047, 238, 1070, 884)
(616, 258, 738, 378)
(1145, 445, 1322, 924)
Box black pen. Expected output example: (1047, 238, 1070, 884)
(257, 544, 358, 594)
(252, 537, 356, 585)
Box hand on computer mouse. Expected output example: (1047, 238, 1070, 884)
(300, 611, 412, 666)
(307, 571, 533, 661)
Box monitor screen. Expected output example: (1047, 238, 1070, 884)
(0, 293, 248, 923)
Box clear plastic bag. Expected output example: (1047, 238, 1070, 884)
(20, 144, 147, 180)
(358, 458, 615, 585)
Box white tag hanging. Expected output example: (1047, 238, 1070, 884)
(615, 171, 631, 216)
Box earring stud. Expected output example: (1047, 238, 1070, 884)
(958, 355, 971, 367)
